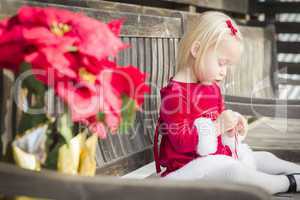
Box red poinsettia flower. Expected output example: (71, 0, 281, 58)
(111, 66, 151, 109)
(0, 6, 127, 73)
(25, 46, 77, 85)
(26, 45, 124, 132)
(0, 19, 28, 72)
(0, 6, 150, 139)
(25, 46, 117, 86)
(18, 6, 127, 60)
(86, 118, 108, 139)
(107, 18, 125, 37)
(0, 42, 25, 72)
(55, 69, 122, 136)
(0, 18, 7, 35)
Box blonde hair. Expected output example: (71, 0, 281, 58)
(176, 11, 243, 72)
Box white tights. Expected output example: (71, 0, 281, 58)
(162, 149, 300, 194)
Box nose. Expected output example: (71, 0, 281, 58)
(219, 71, 225, 77)
(220, 67, 227, 76)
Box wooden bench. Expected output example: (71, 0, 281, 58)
(0, 0, 297, 199)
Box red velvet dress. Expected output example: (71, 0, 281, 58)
(153, 77, 232, 177)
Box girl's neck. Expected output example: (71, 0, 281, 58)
(173, 66, 213, 85)
(173, 67, 198, 83)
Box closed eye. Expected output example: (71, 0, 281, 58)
(218, 59, 227, 66)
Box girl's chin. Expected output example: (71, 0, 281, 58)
(214, 80, 222, 85)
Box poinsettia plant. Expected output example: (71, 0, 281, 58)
(0, 6, 150, 175)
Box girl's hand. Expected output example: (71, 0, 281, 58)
(225, 112, 248, 138)
(214, 110, 239, 136)
(235, 112, 248, 136)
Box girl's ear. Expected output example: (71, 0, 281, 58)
(190, 41, 200, 58)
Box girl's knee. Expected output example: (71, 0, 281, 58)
(226, 163, 253, 182)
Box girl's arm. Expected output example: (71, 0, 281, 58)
(165, 116, 218, 156)
(160, 88, 216, 154)
(193, 118, 218, 156)
(160, 89, 199, 153)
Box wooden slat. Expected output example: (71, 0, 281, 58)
(174, 38, 179, 76)
(0, 162, 270, 200)
(275, 22, 300, 34)
(95, 141, 106, 167)
(126, 37, 147, 153)
(144, 37, 155, 144)
(156, 38, 164, 122)
(104, 0, 249, 13)
(278, 62, 300, 75)
(137, 37, 152, 146)
(276, 77, 300, 86)
(96, 145, 153, 176)
(110, 133, 124, 159)
(16, 0, 188, 22)
(245, 118, 300, 166)
(99, 136, 115, 162)
(277, 41, 300, 54)
(246, 21, 266, 27)
(115, 37, 134, 156)
(0, 70, 14, 157)
(169, 38, 176, 78)
(161, 0, 249, 13)
(0, 0, 182, 38)
(24, 0, 250, 14)
(149, 38, 159, 140)
(225, 95, 300, 106)
(267, 25, 279, 93)
(163, 38, 170, 87)
(122, 37, 131, 66)
(256, 2, 300, 14)
(225, 101, 300, 119)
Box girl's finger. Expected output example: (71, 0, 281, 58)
(226, 128, 236, 137)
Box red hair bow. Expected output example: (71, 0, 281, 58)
(226, 20, 238, 36)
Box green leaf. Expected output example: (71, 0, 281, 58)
(18, 112, 48, 134)
(97, 111, 105, 122)
(57, 112, 73, 145)
(118, 95, 137, 134)
(44, 140, 62, 170)
(20, 62, 46, 96)
(66, 46, 78, 52)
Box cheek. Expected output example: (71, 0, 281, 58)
(207, 67, 219, 78)
(205, 62, 219, 76)
(198, 66, 218, 80)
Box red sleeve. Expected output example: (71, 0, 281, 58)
(220, 95, 226, 113)
(159, 87, 198, 153)
(216, 83, 225, 113)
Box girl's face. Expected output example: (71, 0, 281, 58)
(194, 36, 242, 85)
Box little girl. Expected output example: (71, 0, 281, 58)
(153, 11, 300, 195)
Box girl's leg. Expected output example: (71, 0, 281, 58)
(163, 155, 290, 194)
(253, 151, 300, 175)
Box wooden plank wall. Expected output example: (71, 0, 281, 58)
(225, 26, 275, 98)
